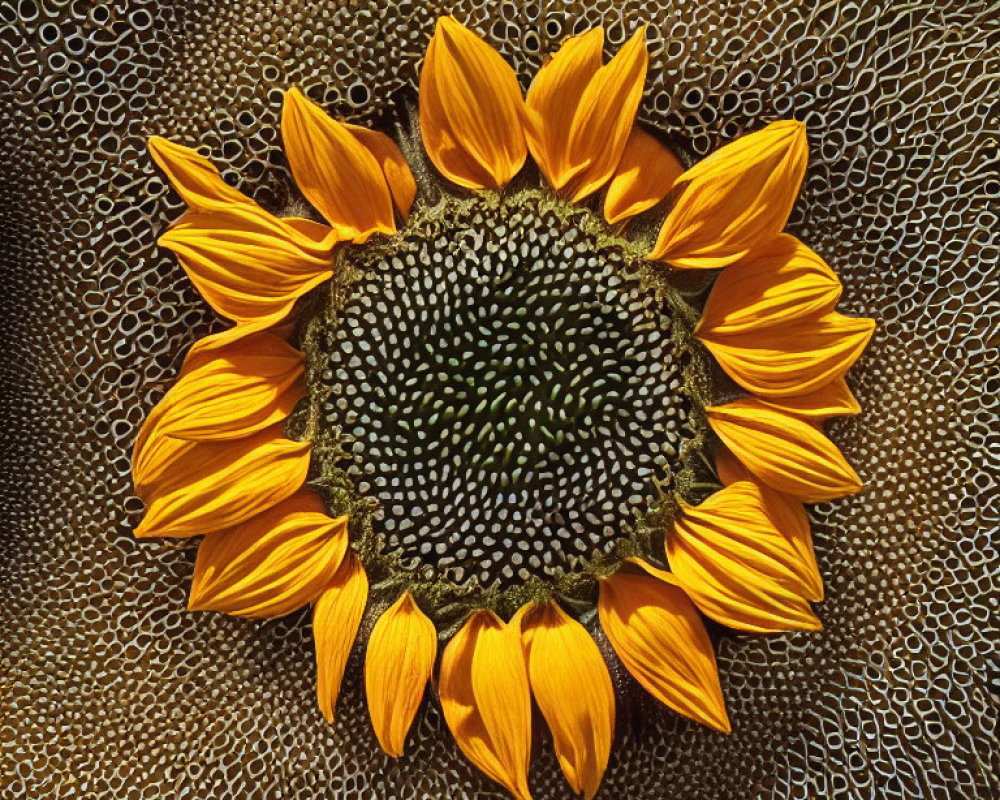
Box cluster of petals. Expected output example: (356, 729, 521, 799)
(133, 12, 875, 800)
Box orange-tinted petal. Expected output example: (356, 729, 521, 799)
(132, 323, 300, 503)
(524, 27, 603, 191)
(154, 333, 304, 441)
(188, 491, 347, 617)
(751, 378, 860, 421)
(134, 424, 311, 538)
(649, 120, 808, 269)
(314, 553, 369, 723)
(667, 483, 822, 631)
(700, 312, 875, 398)
(148, 136, 253, 212)
(598, 565, 730, 732)
(715, 447, 823, 601)
(158, 205, 336, 325)
(131, 332, 304, 501)
(522, 602, 613, 800)
(419, 16, 527, 190)
(365, 592, 437, 757)
(564, 27, 648, 201)
(603, 127, 684, 224)
(707, 400, 862, 502)
(175, 316, 293, 366)
(282, 87, 395, 241)
(696, 234, 842, 336)
(439, 608, 533, 800)
(345, 124, 417, 220)
(132, 324, 301, 494)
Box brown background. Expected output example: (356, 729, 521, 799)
(1, 1, 997, 798)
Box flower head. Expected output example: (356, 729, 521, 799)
(133, 14, 873, 799)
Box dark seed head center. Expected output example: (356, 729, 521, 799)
(304, 191, 700, 593)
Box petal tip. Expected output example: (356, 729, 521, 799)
(147, 134, 168, 153)
(283, 86, 307, 108)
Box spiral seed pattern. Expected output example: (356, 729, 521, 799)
(312, 198, 697, 589)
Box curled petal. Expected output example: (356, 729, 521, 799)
(345, 124, 417, 220)
(649, 120, 808, 269)
(667, 483, 822, 631)
(188, 491, 348, 617)
(523, 602, 613, 800)
(419, 16, 527, 190)
(315, 553, 369, 723)
(563, 27, 648, 201)
(148, 136, 252, 212)
(365, 592, 437, 757)
(134, 424, 311, 538)
(707, 400, 862, 502)
(700, 312, 875, 398)
(282, 87, 395, 240)
(598, 564, 730, 732)
(439, 608, 533, 800)
(155, 333, 304, 441)
(696, 234, 842, 336)
(158, 205, 336, 325)
(525, 27, 603, 190)
(604, 127, 684, 224)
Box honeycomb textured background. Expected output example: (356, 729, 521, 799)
(1, 1, 997, 798)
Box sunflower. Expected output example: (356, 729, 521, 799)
(133, 15, 874, 800)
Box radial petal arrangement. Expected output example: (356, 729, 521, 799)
(131, 13, 874, 800)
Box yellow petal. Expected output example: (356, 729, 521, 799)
(419, 16, 527, 190)
(751, 378, 860, 421)
(524, 27, 604, 190)
(135, 424, 311, 538)
(314, 553, 369, 723)
(649, 120, 808, 268)
(715, 447, 823, 601)
(598, 565, 730, 732)
(364, 592, 437, 757)
(176, 316, 293, 365)
(603, 127, 683, 224)
(707, 400, 862, 502)
(132, 326, 303, 498)
(158, 205, 336, 325)
(282, 87, 395, 241)
(148, 136, 253, 212)
(188, 491, 347, 617)
(439, 608, 533, 800)
(522, 602, 613, 800)
(696, 234, 841, 336)
(564, 27, 648, 201)
(667, 483, 822, 631)
(133, 431, 193, 504)
(715, 443, 758, 487)
(155, 333, 304, 441)
(700, 311, 875, 398)
(345, 124, 417, 221)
